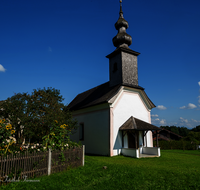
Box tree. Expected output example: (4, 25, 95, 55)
(0, 87, 78, 145)
(184, 131, 200, 144)
(178, 127, 189, 137)
(0, 92, 30, 144)
(170, 126, 179, 135)
(160, 126, 190, 137)
(161, 126, 170, 130)
(191, 125, 200, 132)
(28, 87, 78, 143)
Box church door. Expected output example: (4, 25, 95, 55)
(128, 131, 136, 148)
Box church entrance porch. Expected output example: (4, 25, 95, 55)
(119, 116, 161, 158)
(121, 147, 160, 158)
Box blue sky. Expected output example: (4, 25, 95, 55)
(0, 0, 200, 129)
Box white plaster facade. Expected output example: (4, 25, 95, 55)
(70, 104, 110, 156)
(70, 87, 154, 157)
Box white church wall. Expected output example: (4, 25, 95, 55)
(71, 106, 110, 156)
(138, 131, 143, 147)
(112, 89, 152, 156)
(124, 132, 128, 148)
(146, 131, 153, 147)
(143, 131, 153, 147)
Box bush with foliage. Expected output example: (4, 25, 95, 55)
(0, 87, 81, 156)
(154, 139, 199, 150)
(0, 87, 78, 146)
(0, 119, 17, 155)
(42, 120, 81, 151)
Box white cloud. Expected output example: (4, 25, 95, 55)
(180, 103, 197, 109)
(151, 114, 159, 117)
(0, 64, 6, 72)
(155, 118, 160, 121)
(160, 119, 166, 125)
(191, 119, 200, 123)
(179, 117, 188, 123)
(186, 103, 196, 109)
(156, 105, 167, 110)
(198, 81, 200, 86)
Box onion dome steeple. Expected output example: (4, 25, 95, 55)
(112, 0, 132, 48)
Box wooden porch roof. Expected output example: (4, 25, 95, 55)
(119, 116, 160, 131)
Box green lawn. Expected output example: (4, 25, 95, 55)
(1, 150, 200, 190)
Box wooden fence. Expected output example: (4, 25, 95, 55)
(0, 145, 84, 182)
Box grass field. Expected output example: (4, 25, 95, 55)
(1, 150, 200, 190)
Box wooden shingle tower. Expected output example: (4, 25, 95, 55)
(107, 0, 140, 87)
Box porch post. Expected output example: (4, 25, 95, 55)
(122, 131, 124, 148)
(156, 131, 159, 147)
(145, 131, 147, 147)
(135, 131, 138, 149)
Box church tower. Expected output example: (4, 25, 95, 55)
(106, 0, 140, 87)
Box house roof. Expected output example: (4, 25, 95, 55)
(119, 116, 160, 131)
(68, 82, 156, 111)
(153, 135, 170, 141)
(153, 128, 183, 138)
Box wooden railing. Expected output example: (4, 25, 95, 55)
(0, 146, 84, 181)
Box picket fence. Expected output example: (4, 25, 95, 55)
(0, 145, 84, 181)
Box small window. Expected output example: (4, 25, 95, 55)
(79, 123, 84, 141)
(113, 62, 118, 73)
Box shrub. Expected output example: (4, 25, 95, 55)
(0, 119, 17, 155)
(154, 140, 199, 150)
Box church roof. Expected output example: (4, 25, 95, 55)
(68, 82, 156, 111)
(119, 116, 160, 131)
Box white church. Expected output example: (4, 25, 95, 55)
(68, 1, 161, 158)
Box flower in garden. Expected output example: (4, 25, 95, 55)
(20, 147, 23, 151)
(0, 119, 5, 124)
(6, 124, 12, 130)
(55, 120, 58, 123)
(11, 130, 15, 134)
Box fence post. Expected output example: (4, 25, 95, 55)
(48, 148, 52, 176)
(82, 145, 85, 166)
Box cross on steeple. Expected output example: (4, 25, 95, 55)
(119, 0, 123, 18)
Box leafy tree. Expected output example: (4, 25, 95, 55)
(170, 126, 179, 135)
(161, 126, 170, 131)
(160, 126, 190, 137)
(178, 127, 189, 137)
(191, 125, 200, 132)
(0, 87, 78, 145)
(0, 92, 30, 144)
(184, 131, 200, 144)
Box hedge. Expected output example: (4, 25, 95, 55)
(153, 140, 199, 150)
